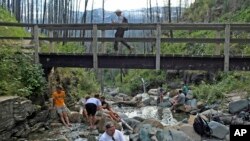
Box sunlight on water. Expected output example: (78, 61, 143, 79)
(124, 106, 159, 119)
(161, 108, 178, 125)
(116, 106, 177, 125)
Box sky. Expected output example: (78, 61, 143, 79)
(80, 0, 195, 11)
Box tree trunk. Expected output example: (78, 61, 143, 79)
(90, 0, 94, 23)
(179, 0, 182, 19)
(36, 0, 38, 23)
(42, 0, 47, 24)
(168, 0, 173, 38)
(31, 0, 34, 23)
(81, 0, 88, 46)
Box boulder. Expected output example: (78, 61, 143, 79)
(96, 117, 122, 133)
(156, 128, 193, 141)
(68, 111, 81, 123)
(229, 99, 248, 114)
(135, 118, 163, 133)
(148, 89, 158, 95)
(139, 124, 153, 141)
(180, 124, 201, 141)
(208, 121, 229, 139)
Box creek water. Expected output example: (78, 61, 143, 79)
(28, 106, 180, 141)
(114, 106, 178, 125)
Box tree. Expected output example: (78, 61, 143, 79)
(80, 0, 89, 45)
(168, 0, 173, 38)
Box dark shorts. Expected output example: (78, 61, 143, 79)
(85, 103, 97, 116)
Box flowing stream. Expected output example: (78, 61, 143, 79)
(114, 106, 178, 125)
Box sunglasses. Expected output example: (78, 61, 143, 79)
(112, 136, 115, 141)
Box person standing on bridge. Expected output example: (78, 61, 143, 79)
(112, 9, 134, 53)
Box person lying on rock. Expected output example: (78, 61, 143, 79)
(103, 103, 121, 122)
(100, 96, 121, 121)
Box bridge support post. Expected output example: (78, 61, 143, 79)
(92, 25, 98, 71)
(224, 24, 230, 72)
(99, 30, 106, 94)
(34, 25, 39, 64)
(49, 30, 54, 53)
(215, 30, 221, 55)
(156, 24, 161, 70)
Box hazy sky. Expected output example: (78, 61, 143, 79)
(80, 0, 195, 11)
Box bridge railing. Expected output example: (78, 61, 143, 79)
(0, 22, 250, 71)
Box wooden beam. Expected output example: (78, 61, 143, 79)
(224, 24, 230, 72)
(92, 25, 98, 71)
(34, 25, 39, 64)
(49, 30, 54, 53)
(0, 22, 250, 31)
(156, 24, 161, 70)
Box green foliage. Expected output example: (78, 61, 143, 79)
(56, 68, 100, 97)
(115, 70, 166, 95)
(0, 8, 28, 37)
(0, 47, 47, 97)
(161, 30, 217, 55)
(40, 42, 85, 53)
(193, 72, 250, 103)
(0, 7, 16, 22)
(183, 0, 216, 22)
(220, 8, 250, 22)
(183, 0, 250, 22)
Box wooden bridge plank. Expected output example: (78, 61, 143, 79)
(1, 37, 250, 44)
(39, 54, 250, 71)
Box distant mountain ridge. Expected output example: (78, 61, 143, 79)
(81, 6, 185, 23)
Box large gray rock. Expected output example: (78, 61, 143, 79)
(139, 124, 152, 141)
(229, 99, 248, 114)
(158, 100, 172, 107)
(0, 96, 19, 132)
(142, 97, 155, 106)
(180, 124, 201, 141)
(129, 133, 139, 141)
(208, 121, 229, 139)
(148, 89, 158, 95)
(0, 96, 35, 140)
(123, 118, 140, 129)
(156, 128, 193, 141)
(13, 98, 34, 121)
(134, 118, 164, 133)
(29, 110, 49, 126)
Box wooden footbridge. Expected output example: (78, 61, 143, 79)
(1, 22, 250, 72)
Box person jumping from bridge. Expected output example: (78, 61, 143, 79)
(112, 9, 134, 54)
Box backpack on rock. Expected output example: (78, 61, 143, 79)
(193, 114, 212, 136)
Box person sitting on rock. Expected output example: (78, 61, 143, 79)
(99, 121, 126, 141)
(170, 89, 186, 112)
(100, 96, 108, 108)
(51, 85, 71, 127)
